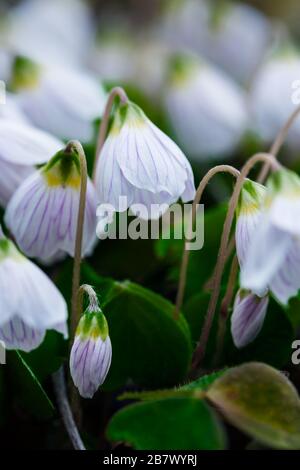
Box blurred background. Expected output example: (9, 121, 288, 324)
(1, 0, 300, 178)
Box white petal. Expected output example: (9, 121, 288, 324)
(231, 290, 269, 348)
(240, 218, 293, 294)
(70, 335, 111, 399)
(269, 195, 300, 237)
(0, 256, 68, 333)
(0, 315, 45, 352)
(0, 119, 63, 165)
(117, 120, 189, 198)
(5, 171, 97, 260)
(0, 158, 34, 208)
(235, 210, 262, 268)
(269, 238, 300, 305)
(19, 67, 106, 142)
(95, 134, 134, 210)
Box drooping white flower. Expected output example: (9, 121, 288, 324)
(0, 118, 63, 207)
(160, 0, 273, 84)
(251, 52, 300, 153)
(9, 55, 107, 142)
(0, 229, 68, 352)
(95, 100, 195, 221)
(241, 169, 300, 305)
(2, 0, 94, 67)
(231, 289, 269, 348)
(235, 179, 267, 270)
(5, 143, 97, 261)
(70, 297, 112, 399)
(164, 55, 248, 160)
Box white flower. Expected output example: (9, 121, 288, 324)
(9, 55, 107, 142)
(231, 289, 269, 348)
(0, 119, 63, 207)
(5, 143, 97, 261)
(164, 55, 248, 160)
(0, 229, 68, 352)
(3, 0, 94, 68)
(160, 0, 272, 84)
(70, 306, 112, 398)
(0, 92, 29, 123)
(235, 179, 267, 270)
(241, 169, 300, 305)
(95, 100, 195, 220)
(251, 53, 300, 152)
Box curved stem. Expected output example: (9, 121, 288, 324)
(192, 153, 280, 369)
(77, 284, 99, 315)
(174, 165, 240, 320)
(93, 86, 129, 180)
(68, 140, 88, 341)
(258, 105, 300, 183)
(52, 366, 86, 450)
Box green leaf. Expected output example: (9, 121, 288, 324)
(155, 204, 229, 300)
(285, 296, 300, 331)
(20, 330, 67, 382)
(207, 362, 300, 449)
(8, 352, 54, 419)
(182, 369, 227, 391)
(107, 397, 226, 450)
(101, 281, 192, 390)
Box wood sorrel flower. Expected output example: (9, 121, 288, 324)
(95, 99, 195, 220)
(5, 142, 97, 261)
(231, 289, 269, 348)
(0, 118, 63, 207)
(235, 179, 267, 271)
(4, 0, 94, 68)
(164, 55, 247, 160)
(251, 52, 300, 153)
(70, 287, 112, 398)
(241, 169, 300, 305)
(9, 55, 106, 142)
(0, 227, 68, 352)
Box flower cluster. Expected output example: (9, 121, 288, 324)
(232, 169, 300, 347)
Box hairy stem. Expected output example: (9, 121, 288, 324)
(174, 165, 240, 320)
(52, 367, 86, 450)
(258, 105, 300, 183)
(69, 141, 88, 340)
(192, 153, 280, 369)
(93, 86, 129, 180)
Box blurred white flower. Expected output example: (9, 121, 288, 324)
(241, 169, 300, 305)
(70, 303, 112, 398)
(11, 57, 107, 142)
(251, 53, 300, 152)
(5, 144, 97, 261)
(0, 228, 68, 352)
(165, 55, 248, 160)
(160, 0, 273, 84)
(90, 28, 137, 85)
(0, 119, 62, 207)
(0, 92, 28, 123)
(2, 0, 94, 67)
(231, 289, 269, 348)
(95, 100, 195, 221)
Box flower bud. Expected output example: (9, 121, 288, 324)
(231, 289, 269, 348)
(70, 301, 112, 399)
